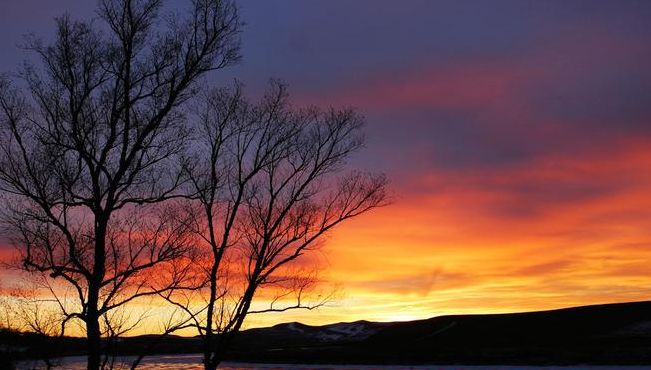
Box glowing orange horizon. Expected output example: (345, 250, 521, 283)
(3, 137, 650, 337)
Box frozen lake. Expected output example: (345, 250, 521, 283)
(14, 355, 651, 370)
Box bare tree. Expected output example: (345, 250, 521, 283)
(100, 304, 151, 370)
(0, 290, 15, 332)
(0, 292, 17, 370)
(0, 0, 241, 369)
(162, 82, 388, 370)
(7, 283, 67, 369)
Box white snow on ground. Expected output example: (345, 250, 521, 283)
(280, 321, 381, 343)
(312, 322, 381, 342)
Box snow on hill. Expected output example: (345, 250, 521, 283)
(276, 320, 389, 343)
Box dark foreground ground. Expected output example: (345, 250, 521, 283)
(3, 300, 651, 366)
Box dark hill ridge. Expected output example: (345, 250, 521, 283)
(227, 300, 651, 364)
(368, 300, 651, 345)
(3, 300, 651, 365)
(232, 320, 394, 349)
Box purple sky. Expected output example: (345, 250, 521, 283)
(3, 0, 651, 178)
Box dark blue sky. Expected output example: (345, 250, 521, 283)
(3, 1, 651, 178)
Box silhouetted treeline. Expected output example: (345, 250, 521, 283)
(4, 301, 651, 366)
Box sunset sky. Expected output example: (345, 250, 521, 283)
(2, 0, 651, 329)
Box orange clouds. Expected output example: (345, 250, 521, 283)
(2, 140, 650, 330)
(265, 138, 651, 325)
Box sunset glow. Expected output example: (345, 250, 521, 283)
(2, 0, 651, 334)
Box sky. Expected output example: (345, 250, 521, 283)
(1, 0, 651, 328)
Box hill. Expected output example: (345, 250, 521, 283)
(228, 300, 651, 364)
(4, 300, 651, 365)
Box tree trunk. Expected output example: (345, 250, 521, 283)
(86, 310, 101, 370)
(203, 338, 220, 370)
(203, 333, 225, 370)
(204, 359, 218, 370)
(204, 353, 222, 370)
(203, 338, 212, 370)
(88, 217, 107, 370)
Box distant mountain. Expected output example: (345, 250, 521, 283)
(232, 320, 393, 349)
(226, 300, 651, 365)
(367, 300, 651, 346)
(4, 300, 651, 365)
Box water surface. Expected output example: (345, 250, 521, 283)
(16, 355, 651, 370)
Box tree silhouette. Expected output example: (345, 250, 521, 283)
(5, 282, 66, 369)
(0, 1, 388, 369)
(0, 0, 241, 369)
(161, 82, 388, 370)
